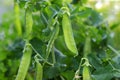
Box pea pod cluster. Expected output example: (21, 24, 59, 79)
(15, 6, 33, 80)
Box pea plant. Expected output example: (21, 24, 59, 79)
(0, 0, 120, 80)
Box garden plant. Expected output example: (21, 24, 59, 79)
(0, 0, 120, 80)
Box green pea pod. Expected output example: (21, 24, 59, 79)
(62, 14, 78, 56)
(83, 35, 91, 57)
(83, 35, 91, 80)
(14, 1, 22, 36)
(15, 43, 32, 80)
(46, 25, 59, 60)
(25, 8, 33, 39)
(83, 66, 91, 80)
(36, 61, 43, 80)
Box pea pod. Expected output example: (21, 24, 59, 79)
(15, 43, 32, 80)
(36, 61, 43, 80)
(14, 1, 22, 36)
(83, 35, 91, 57)
(82, 34, 91, 80)
(83, 65, 91, 80)
(25, 8, 33, 39)
(45, 25, 59, 60)
(62, 14, 78, 56)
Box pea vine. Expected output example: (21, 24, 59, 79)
(11, 0, 120, 80)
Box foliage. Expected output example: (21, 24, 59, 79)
(0, 0, 120, 80)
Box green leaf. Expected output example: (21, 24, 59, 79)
(61, 70, 74, 80)
(88, 54, 102, 69)
(0, 63, 7, 72)
(92, 65, 113, 80)
(43, 65, 60, 79)
(0, 50, 7, 61)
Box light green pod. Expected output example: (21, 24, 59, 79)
(36, 61, 43, 80)
(83, 36, 91, 57)
(14, 1, 22, 36)
(15, 43, 32, 80)
(62, 14, 78, 56)
(83, 66, 91, 80)
(25, 9, 33, 39)
(46, 25, 59, 59)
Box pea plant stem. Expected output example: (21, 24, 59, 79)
(52, 45, 56, 64)
(31, 44, 53, 66)
(107, 45, 120, 55)
(43, 23, 59, 66)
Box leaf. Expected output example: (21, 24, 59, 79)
(92, 65, 114, 80)
(89, 10, 103, 26)
(113, 70, 120, 78)
(88, 54, 102, 69)
(71, 7, 92, 19)
(30, 38, 46, 57)
(0, 63, 7, 73)
(43, 65, 60, 79)
(61, 70, 75, 80)
(0, 50, 7, 61)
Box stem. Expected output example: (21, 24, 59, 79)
(107, 45, 119, 55)
(52, 46, 56, 65)
(73, 58, 86, 80)
(31, 45, 53, 66)
(60, 76, 65, 80)
(41, 12, 48, 25)
(43, 24, 59, 66)
(30, 45, 44, 59)
(108, 61, 120, 73)
(34, 54, 53, 66)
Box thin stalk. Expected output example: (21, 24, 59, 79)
(52, 46, 56, 65)
(31, 45, 53, 66)
(43, 24, 59, 66)
(107, 45, 119, 55)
